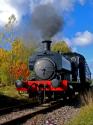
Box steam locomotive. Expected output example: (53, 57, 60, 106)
(15, 40, 91, 102)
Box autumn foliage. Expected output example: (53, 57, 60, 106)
(0, 15, 35, 85)
(0, 39, 33, 85)
(52, 41, 71, 53)
(9, 61, 30, 80)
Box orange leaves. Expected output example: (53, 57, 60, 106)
(9, 39, 31, 81)
(0, 39, 32, 84)
(10, 61, 30, 80)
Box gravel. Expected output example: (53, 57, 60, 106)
(0, 99, 80, 125)
(23, 105, 80, 125)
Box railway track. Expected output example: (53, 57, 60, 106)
(0, 99, 64, 125)
(0, 102, 38, 116)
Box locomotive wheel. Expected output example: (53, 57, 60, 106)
(37, 91, 44, 104)
(47, 92, 52, 101)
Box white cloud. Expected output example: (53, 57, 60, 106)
(37, 0, 74, 12)
(0, 0, 86, 26)
(0, 0, 20, 26)
(30, 0, 86, 12)
(78, 0, 86, 5)
(59, 31, 93, 48)
(57, 0, 75, 11)
(9, 0, 30, 16)
(30, 0, 54, 12)
(53, 30, 93, 52)
(72, 31, 93, 46)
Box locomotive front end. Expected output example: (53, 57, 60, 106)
(15, 40, 71, 101)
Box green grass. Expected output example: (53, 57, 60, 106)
(0, 85, 28, 100)
(67, 104, 93, 125)
(0, 85, 38, 109)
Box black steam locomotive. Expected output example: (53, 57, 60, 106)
(15, 40, 91, 101)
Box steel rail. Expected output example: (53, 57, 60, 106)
(0, 99, 63, 125)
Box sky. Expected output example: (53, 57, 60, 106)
(0, 0, 93, 77)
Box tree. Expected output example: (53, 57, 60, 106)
(51, 41, 71, 53)
(10, 39, 31, 81)
(0, 15, 36, 85)
(0, 40, 32, 85)
(0, 48, 11, 85)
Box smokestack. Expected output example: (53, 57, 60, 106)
(42, 40, 52, 51)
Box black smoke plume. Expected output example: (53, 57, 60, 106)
(31, 4, 63, 40)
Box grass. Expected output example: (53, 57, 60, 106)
(0, 85, 28, 100)
(66, 90, 93, 125)
(66, 103, 93, 125)
(0, 85, 38, 109)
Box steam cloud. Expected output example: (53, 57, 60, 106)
(31, 4, 63, 40)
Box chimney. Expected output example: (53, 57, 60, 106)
(42, 40, 52, 51)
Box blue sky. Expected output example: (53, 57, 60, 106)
(0, 0, 93, 76)
(62, 1, 93, 76)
